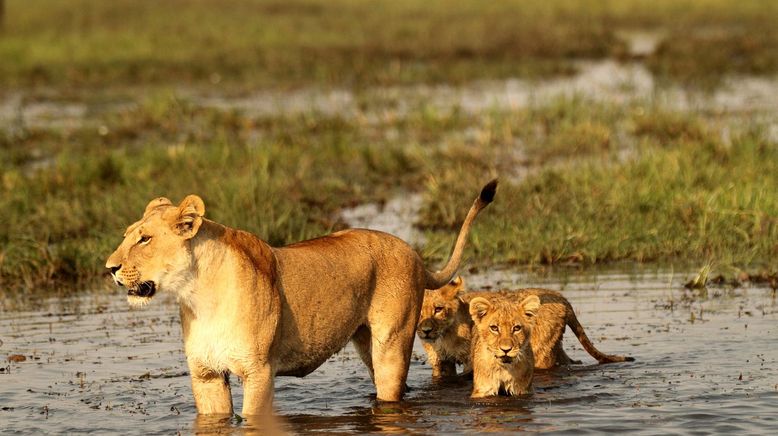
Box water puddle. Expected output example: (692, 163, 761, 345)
(4, 61, 778, 135)
(2, 269, 776, 433)
(340, 193, 425, 246)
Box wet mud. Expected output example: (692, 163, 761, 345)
(1, 269, 776, 434)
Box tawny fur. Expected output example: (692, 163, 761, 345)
(417, 276, 634, 376)
(105, 181, 496, 416)
(469, 293, 540, 398)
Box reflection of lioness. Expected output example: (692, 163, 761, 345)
(469, 293, 540, 397)
(417, 277, 633, 377)
(105, 180, 496, 416)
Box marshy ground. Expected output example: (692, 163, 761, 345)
(1, 0, 778, 433)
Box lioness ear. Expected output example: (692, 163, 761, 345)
(174, 195, 205, 239)
(519, 295, 541, 318)
(469, 297, 492, 320)
(144, 197, 173, 217)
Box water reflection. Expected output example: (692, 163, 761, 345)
(1, 269, 777, 434)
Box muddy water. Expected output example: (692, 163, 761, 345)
(1, 269, 776, 434)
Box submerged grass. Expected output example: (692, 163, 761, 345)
(2, 92, 777, 291)
(1, 0, 777, 89)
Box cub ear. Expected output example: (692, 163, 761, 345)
(174, 195, 205, 239)
(144, 197, 173, 217)
(469, 297, 492, 320)
(519, 295, 541, 318)
(440, 275, 464, 300)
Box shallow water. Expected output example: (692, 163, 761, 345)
(1, 269, 777, 434)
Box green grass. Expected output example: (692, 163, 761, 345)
(3, 1, 778, 293)
(2, 0, 778, 90)
(2, 92, 777, 292)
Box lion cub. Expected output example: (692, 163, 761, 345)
(417, 277, 634, 378)
(469, 293, 540, 397)
(416, 277, 480, 377)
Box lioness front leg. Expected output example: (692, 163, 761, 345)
(241, 363, 274, 416)
(189, 364, 233, 415)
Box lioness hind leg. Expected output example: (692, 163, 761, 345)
(351, 325, 375, 382)
(369, 315, 417, 401)
(371, 337, 414, 401)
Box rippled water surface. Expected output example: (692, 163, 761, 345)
(2, 269, 777, 434)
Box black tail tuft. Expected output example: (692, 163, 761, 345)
(625, 356, 636, 362)
(479, 179, 498, 204)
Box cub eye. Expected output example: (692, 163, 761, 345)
(513, 325, 522, 332)
(138, 235, 152, 245)
(433, 306, 444, 314)
(489, 325, 499, 333)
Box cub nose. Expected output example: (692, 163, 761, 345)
(109, 265, 121, 275)
(420, 326, 433, 334)
(499, 344, 513, 354)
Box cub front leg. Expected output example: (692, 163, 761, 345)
(189, 362, 233, 415)
(422, 341, 457, 378)
(241, 362, 275, 416)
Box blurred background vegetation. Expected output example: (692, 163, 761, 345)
(1, 0, 777, 294)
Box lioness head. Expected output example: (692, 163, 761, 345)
(417, 276, 465, 341)
(469, 294, 541, 365)
(105, 195, 205, 307)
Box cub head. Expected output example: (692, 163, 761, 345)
(469, 294, 541, 365)
(105, 195, 205, 307)
(417, 276, 465, 341)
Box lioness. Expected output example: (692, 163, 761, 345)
(417, 276, 633, 376)
(469, 293, 540, 397)
(105, 180, 496, 416)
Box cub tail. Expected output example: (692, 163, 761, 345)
(566, 310, 635, 364)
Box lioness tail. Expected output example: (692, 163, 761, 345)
(566, 310, 635, 364)
(424, 179, 497, 290)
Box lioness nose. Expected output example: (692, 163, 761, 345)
(420, 326, 433, 334)
(109, 265, 121, 275)
(499, 344, 512, 353)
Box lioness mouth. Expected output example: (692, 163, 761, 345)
(498, 355, 513, 364)
(128, 281, 156, 298)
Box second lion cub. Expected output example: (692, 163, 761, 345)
(469, 293, 540, 397)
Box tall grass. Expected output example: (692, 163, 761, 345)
(2, 0, 777, 89)
(2, 93, 776, 292)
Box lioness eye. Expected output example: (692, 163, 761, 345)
(513, 325, 522, 332)
(434, 306, 444, 314)
(489, 325, 498, 333)
(138, 235, 152, 244)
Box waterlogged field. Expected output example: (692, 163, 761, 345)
(2, 1, 778, 433)
(1, 270, 776, 434)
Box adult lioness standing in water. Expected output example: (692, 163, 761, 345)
(105, 180, 497, 416)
